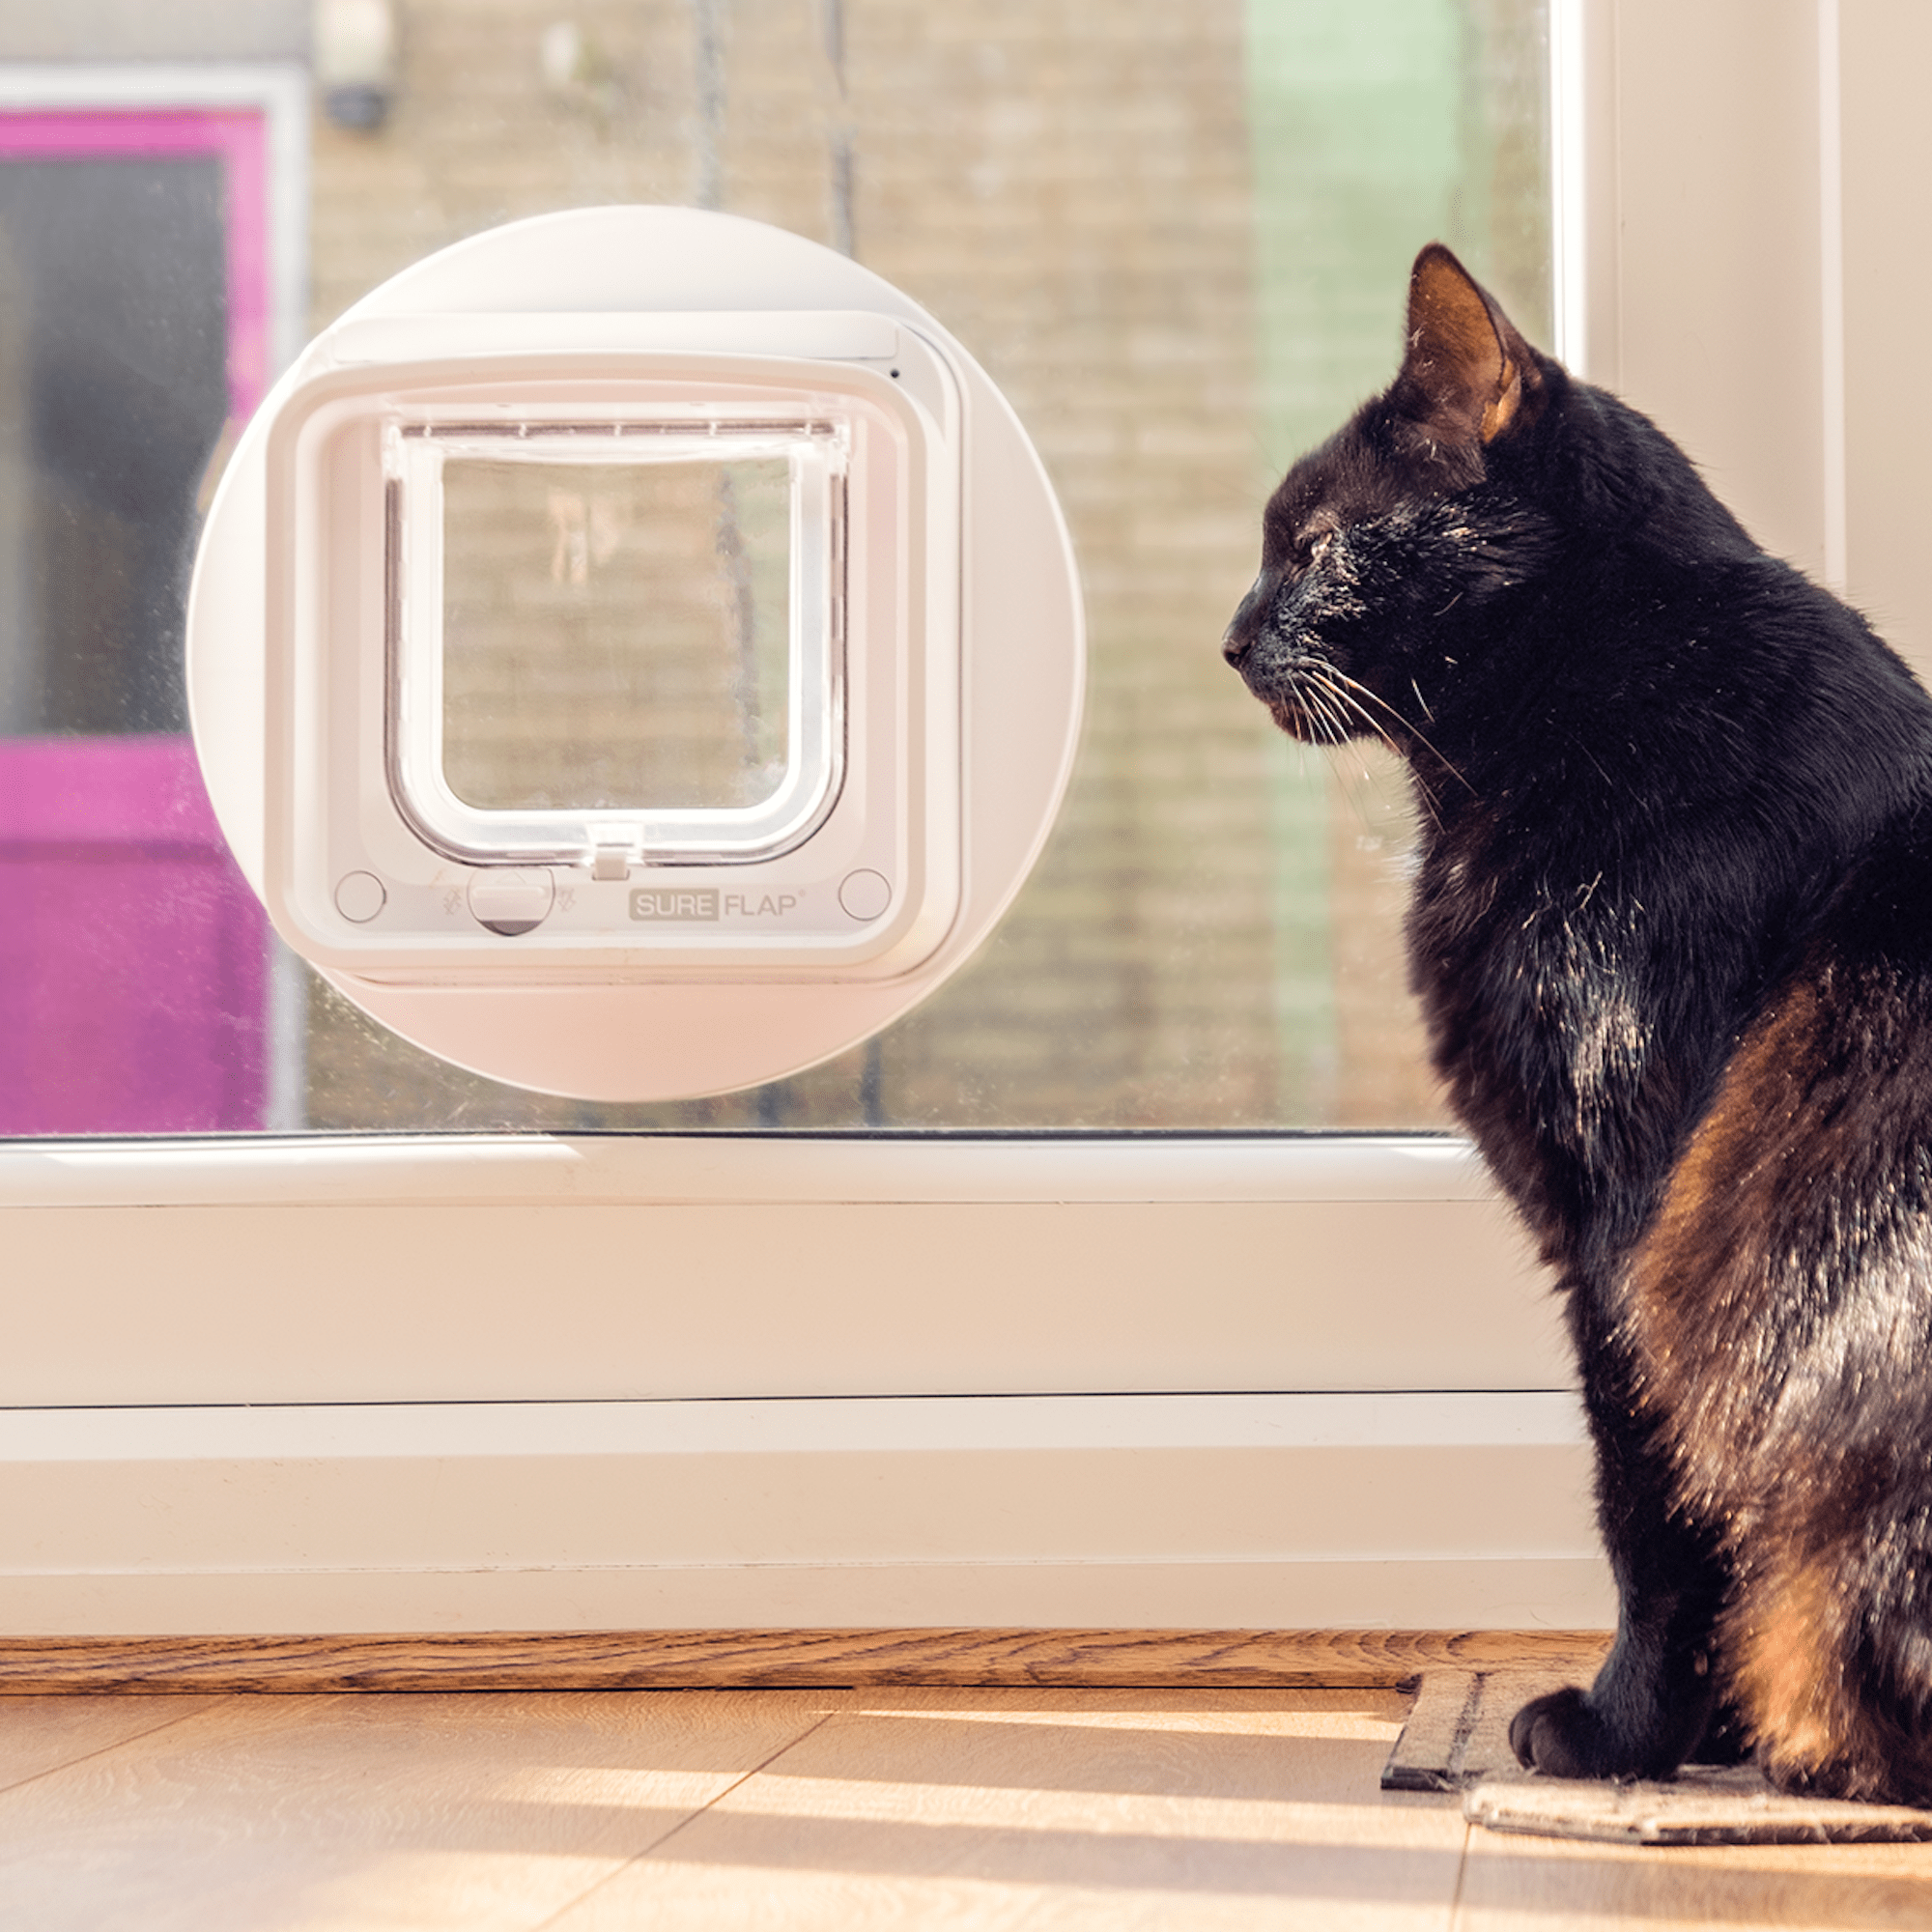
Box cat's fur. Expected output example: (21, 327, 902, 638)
(1224, 242, 1932, 1803)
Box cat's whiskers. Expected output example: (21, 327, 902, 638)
(1325, 667, 1477, 799)
(1275, 657, 1347, 750)
(1300, 677, 1352, 750)
(1405, 765, 1448, 836)
(1297, 667, 1377, 754)
(1293, 665, 1448, 836)
(1317, 677, 1394, 753)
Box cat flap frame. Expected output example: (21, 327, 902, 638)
(186, 208, 1085, 1100)
(261, 337, 940, 979)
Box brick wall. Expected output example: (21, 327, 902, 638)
(298, 0, 1543, 1130)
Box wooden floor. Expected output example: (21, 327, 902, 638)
(4, 1683, 1931, 1929)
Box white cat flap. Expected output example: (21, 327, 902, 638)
(187, 207, 1084, 1100)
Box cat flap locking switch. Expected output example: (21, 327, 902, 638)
(186, 207, 1084, 1100)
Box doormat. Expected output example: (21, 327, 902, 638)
(1383, 1670, 1932, 1846)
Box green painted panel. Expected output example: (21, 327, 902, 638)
(1245, 0, 1549, 1118)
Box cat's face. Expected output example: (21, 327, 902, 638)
(1224, 244, 1548, 753)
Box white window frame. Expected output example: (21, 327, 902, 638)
(0, 1134, 1598, 1635)
(4, 5, 1871, 1640)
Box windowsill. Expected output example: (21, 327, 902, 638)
(0, 1129, 1489, 1208)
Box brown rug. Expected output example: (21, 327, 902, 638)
(1383, 1670, 1932, 1846)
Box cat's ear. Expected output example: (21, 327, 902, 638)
(1397, 242, 1539, 447)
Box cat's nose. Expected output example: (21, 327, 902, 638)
(1223, 575, 1269, 665)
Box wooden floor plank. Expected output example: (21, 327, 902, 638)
(0, 1689, 838, 1932)
(0, 1693, 228, 1795)
(18, 1679, 1924, 1929)
(547, 1688, 1470, 1931)
(0, 1628, 1613, 1694)
(1456, 1822, 1932, 1929)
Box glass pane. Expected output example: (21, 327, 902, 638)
(0, 153, 228, 734)
(0, 2, 1549, 1135)
(1245, 0, 1551, 1127)
(439, 455, 792, 814)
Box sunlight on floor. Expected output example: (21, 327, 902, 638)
(1, 1685, 1929, 1929)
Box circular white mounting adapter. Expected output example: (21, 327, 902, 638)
(188, 208, 1084, 1099)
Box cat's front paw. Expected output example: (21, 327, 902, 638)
(1508, 1686, 1622, 1779)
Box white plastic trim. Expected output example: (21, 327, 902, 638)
(1, 1138, 1591, 1630)
(1548, 0, 1589, 372)
(1816, 0, 1847, 591)
(0, 1392, 1610, 1634)
(0, 1131, 1492, 1208)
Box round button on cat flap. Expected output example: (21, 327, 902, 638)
(838, 870, 892, 921)
(186, 207, 1083, 1100)
(333, 871, 385, 924)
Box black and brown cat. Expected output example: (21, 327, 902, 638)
(1225, 242, 1932, 1803)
